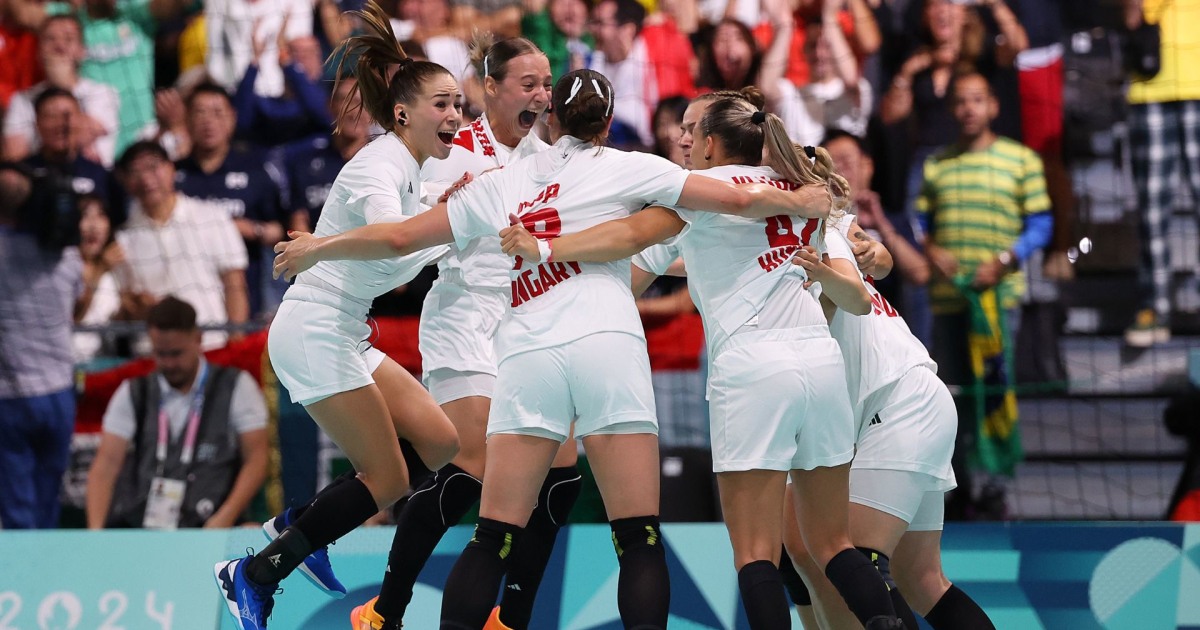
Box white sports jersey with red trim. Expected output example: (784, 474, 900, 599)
(824, 220, 937, 412)
(298, 133, 448, 302)
(671, 165, 831, 356)
(447, 136, 690, 360)
(421, 115, 550, 289)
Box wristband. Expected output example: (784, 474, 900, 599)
(537, 239, 553, 263)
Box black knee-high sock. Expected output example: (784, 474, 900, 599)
(610, 516, 670, 630)
(401, 439, 435, 488)
(247, 477, 378, 585)
(289, 468, 358, 521)
(440, 518, 522, 630)
(925, 584, 995, 630)
(777, 546, 812, 607)
(858, 547, 920, 630)
(823, 548, 898, 626)
(498, 465, 582, 629)
(739, 560, 792, 630)
(375, 463, 482, 623)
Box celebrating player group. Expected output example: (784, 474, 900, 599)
(211, 2, 997, 629)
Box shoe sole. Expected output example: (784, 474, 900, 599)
(262, 519, 347, 599)
(214, 560, 252, 630)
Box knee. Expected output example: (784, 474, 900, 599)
(732, 540, 782, 572)
(420, 419, 461, 471)
(610, 515, 665, 561)
(895, 562, 950, 613)
(360, 469, 410, 508)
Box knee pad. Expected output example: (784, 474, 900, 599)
(778, 552, 813, 606)
(534, 465, 582, 528)
(469, 517, 522, 560)
(407, 463, 481, 528)
(857, 546, 897, 591)
(610, 515, 664, 560)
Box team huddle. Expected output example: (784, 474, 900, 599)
(210, 2, 996, 629)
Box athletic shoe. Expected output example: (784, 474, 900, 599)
(214, 555, 277, 630)
(484, 606, 513, 630)
(1125, 309, 1170, 348)
(263, 508, 347, 598)
(351, 596, 400, 629)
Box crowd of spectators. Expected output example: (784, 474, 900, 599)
(1, 0, 1198, 528)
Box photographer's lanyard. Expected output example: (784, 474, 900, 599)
(155, 365, 208, 477)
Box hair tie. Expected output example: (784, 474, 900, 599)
(482, 52, 490, 77)
(804, 145, 817, 160)
(750, 110, 767, 125)
(564, 76, 584, 104)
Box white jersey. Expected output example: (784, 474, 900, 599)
(667, 165, 840, 357)
(822, 220, 937, 411)
(296, 133, 449, 305)
(447, 135, 689, 360)
(421, 115, 550, 289)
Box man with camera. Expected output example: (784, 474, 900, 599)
(0, 156, 84, 529)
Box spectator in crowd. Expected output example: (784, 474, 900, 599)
(521, 0, 593, 78)
(1122, 0, 1200, 347)
(917, 72, 1051, 519)
(823, 128, 929, 298)
(73, 194, 129, 363)
(448, 0, 523, 40)
(21, 88, 111, 208)
(234, 30, 333, 147)
(2, 15, 119, 166)
(85, 296, 269, 529)
(0, 0, 42, 111)
(588, 0, 695, 148)
(767, 0, 881, 89)
(175, 82, 286, 317)
(204, 0, 313, 98)
(114, 140, 249, 350)
(0, 162, 82, 529)
(11, 0, 192, 155)
(697, 0, 790, 95)
(766, 0, 871, 147)
(278, 76, 370, 233)
(652, 95, 689, 166)
(391, 0, 472, 87)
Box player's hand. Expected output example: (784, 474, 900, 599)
(437, 171, 474, 204)
(499, 213, 541, 262)
(273, 231, 322, 281)
(793, 245, 829, 279)
(851, 239, 876, 272)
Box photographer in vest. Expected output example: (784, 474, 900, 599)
(86, 296, 269, 529)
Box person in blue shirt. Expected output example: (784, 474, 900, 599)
(22, 87, 113, 221)
(234, 33, 334, 148)
(175, 82, 287, 317)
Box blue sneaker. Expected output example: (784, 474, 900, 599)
(263, 508, 347, 598)
(214, 555, 277, 630)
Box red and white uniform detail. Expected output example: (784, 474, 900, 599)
(447, 136, 689, 362)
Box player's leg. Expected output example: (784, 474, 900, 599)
(718, 469, 793, 629)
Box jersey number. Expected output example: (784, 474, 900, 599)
(764, 216, 820, 248)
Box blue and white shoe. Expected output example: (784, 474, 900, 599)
(263, 508, 347, 598)
(214, 555, 277, 630)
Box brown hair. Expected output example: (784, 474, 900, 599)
(551, 69, 614, 143)
(147, 296, 198, 332)
(469, 33, 543, 82)
(332, 0, 453, 132)
(692, 85, 766, 112)
(696, 19, 762, 91)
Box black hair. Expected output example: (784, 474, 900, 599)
(820, 128, 868, 153)
(551, 69, 614, 143)
(604, 0, 646, 32)
(147, 296, 198, 332)
(332, 0, 454, 131)
(470, 34, 543, 82)
(40, 13, 83, 36)
(116, 140, 171, 173)
(33, 86, 78, 116)
(185, 81, 235, 110)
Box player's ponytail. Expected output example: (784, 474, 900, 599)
(332, 0, 452, 132)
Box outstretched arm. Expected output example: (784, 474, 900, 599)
(679, 175, 831, 220)
(501, 207, 686, 264)
(272, 202, 454, 280)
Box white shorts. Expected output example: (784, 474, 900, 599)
(708, 328, 855, 473)
(849, 468, 946, 531)
(419, 279, 505, 382)
(487, 331, 658, 442)
(854, 365, 957, 489)
(426, 369, 495, 405)
(269, 286, 387, 406)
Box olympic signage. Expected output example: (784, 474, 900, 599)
(3, 523, 1200, 629)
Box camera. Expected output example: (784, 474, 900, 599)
(1, 161, 82, 250)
